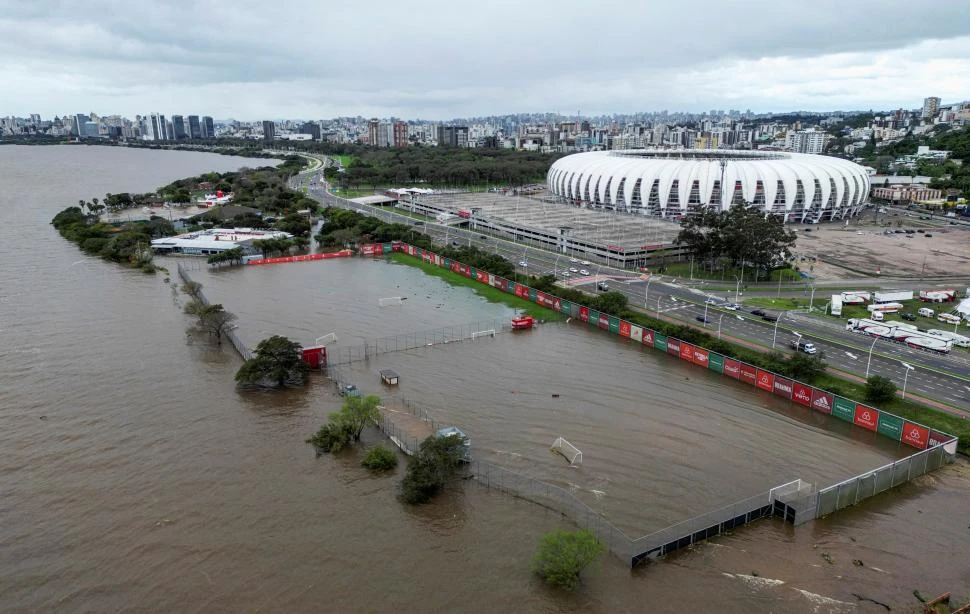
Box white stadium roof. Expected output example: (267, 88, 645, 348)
(547, 150, 871, 223)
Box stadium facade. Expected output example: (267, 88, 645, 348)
(547, 150, 871, 223)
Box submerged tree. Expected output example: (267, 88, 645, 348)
(235, 335, 309, 389)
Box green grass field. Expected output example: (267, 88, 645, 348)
(334, 155, 354, 168)
(663, 263, 801, 283)
(387, 253, 564, 321)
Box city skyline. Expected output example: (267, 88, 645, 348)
(1, 0, 969, 119)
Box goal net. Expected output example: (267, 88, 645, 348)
(551, 436, 582, 465)
(471, 329, 495, 340)
(379, 297, 403, 307)
(315, 332, 338, 346)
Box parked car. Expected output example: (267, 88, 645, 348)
(569, 267, 579, 273)
(518, 260, 528, 267)
(917, 229, 925, 233)
(925, 233, 933, 238)
(569, 258, 579, 263)
(696, 315, 710, 324)
(901, 312, 917, 321)
(581, 260, 591, 266)
(597, 282, 609, 291)
(751, 309, 766, 316)
(479, 234, 488, 240)
(579, 269, 590, 276)
(340, 384, 360, 398)
(413, 221, 424, 226)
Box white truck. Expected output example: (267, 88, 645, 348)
(926, 329, 970, 348)
(867, 302, 903, 314)
(873, 290, 914, 303)
(790, 339, 818, 354)
(846, 318, 952, 353)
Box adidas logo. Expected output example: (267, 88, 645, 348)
(813, 396, 831, 410)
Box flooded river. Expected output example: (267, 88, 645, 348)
(1, 145, 967, 613)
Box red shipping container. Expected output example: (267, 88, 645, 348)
(810, 389, 834, 414)
(679, 342, 693, 362)
(755, 369, 774, 392)
(723, 358, 741, 379)
(772, 376, 793, 399)
(642, 328, 654, 346)
(739, 362, 757, 385)
(579, 306, 589, 322)
(667, 338, 681, 356)
(692, 347, 709, 367)
(902, 422, 929, 449)
(619, 320, 632, 338)
(853, 404, 879, 432)
(792, 382, 813, 407)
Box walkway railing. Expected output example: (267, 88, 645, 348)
(176, 263, 252, 360)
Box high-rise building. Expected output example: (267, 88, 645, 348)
(165, 120, 174, 140)
(393, 121, 408, 147)
(301, 121, 321, 140)
(786, 128, 828, 154)
(73, 113, 89, 136)
(922, 97, 941, 119)
(367, 118, 379, 146)
(436, 125, 469, 147)
(172, 115, 186, 139)
(202, 116, 214, 139)
(144, 113, 167, 141)
(262, 120, 275, 141)
(187, 115, 202, 139)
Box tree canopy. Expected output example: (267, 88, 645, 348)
(235, 335, 309, 389)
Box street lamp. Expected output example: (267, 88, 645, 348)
(865, 336, 878, 378)
(717, 313, 725, 339)
(901, 362, 915, 400)
(771, 312, 784, 348)
(809, 285, 816, 312)
(703, 301, 710, 327)
(734, 276, 742, 304)
(644, 276, 653, 309)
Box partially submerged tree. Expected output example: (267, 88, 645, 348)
(307, 395, 382, 454)
(184, 300, 237, 345)
(401, 432, 467, 504)
(532, 529, 605, 591)
(235, 335, 309, 389)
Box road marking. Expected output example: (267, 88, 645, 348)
(845, 352, 858, 360)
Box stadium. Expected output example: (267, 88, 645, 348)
(547, 150, 871, 223)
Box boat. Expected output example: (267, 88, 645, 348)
(511, 315, 535, 330)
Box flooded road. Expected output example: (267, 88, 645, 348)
(1, 145, 967, 613)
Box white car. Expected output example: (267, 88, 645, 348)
(704, 298, 720, 305)
(579, 269, 590, 276)
(569, 267, 579, 273)
(581, 260, 591, 266)
(569, 258, 579, 264)
(518, 261, 528, 267)
(561, 271, 571, 277)
(724, 303, 741, 311)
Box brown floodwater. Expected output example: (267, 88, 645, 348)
(1, 145, 967, 613)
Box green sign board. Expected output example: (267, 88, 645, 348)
(608, 316, 620, 334)
(528, 288, 537, 302)
(588, 309, 600, 327)
(833, 396, 856, 422)
(708, 352, 724, 374)
(560, 300, 573, 315)
(877, 412, 904, 441)
(382, 243, 393, 254)
(469, 267, 476, 279)
(654, 333, 667, 351)
(507, 282, 517, 295)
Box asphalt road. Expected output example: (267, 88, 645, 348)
(298, 168, 970, 411)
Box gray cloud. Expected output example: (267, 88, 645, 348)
(1, 0, 969, 119)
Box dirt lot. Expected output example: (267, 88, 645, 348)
(792, 212, 970, 280)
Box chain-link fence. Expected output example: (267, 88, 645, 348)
(177, 263, 252, 360)
(815, 443, 950, 517)
(325, 317, 513, 365)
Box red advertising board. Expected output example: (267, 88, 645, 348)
(755, 369, 775, 392)
(515, 285, 529, 299)
(666, 338, 681, 356)
(579, 306, 589, 323)
(772, 376, 793, 399)
(810, 389, 834, 414)
(451, 261, 461, 273)
(739, 362, 757, 385)
(642, 328, 654, 346)
(723, 358, 741, 379)
(792, 382, 813, 407)
(619, 320, 631, 338)
(535, 291, 560, 310)
(692, 347, 709, 368)
(679, 342, 693, 362)
(853, 404, 879, 432)
(598, 313, 609, 330)
(476, 270, 489, 283)
(902, 422, 929, 449)
(928, 430, 953, 449)
(491, 276, 507, 291)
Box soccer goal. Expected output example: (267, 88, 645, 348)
(471, 329, 495, 340)
(379, 297, 403, 307)
(551, 436, 582, 465)
(315, 332, 338, 346)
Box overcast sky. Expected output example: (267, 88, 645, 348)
(2, 0, 969, 121)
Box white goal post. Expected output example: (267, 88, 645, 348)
(471, 329, 496, 339)
(315, 332, 338, 345)
(551, 436, 582, 465)
(379, 297, 403, 307)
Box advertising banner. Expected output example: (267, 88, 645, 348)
(560, 300, 574, 316)
(810, 389, 834, 414)
(608, 316, 620, 334)
(653, 333, 667, 351)
(619, 320, 632, 338)
(679, 342, 693, 362)
(707, 352, 724, 374)
(772, 376, 793, 400)
(359, 244, 379, 256)
(755, 369, 775, 392)
(666, 338, 681, 356)
(723, 358, 740, 379)
(642, 328, 654, 346)
(476, 270, 489, 283)
(598, 313, 610, 330)
(383, 243, 394, 254)
(630, 324, 642, 342)
(408, 245, 417, 256)
(902, 422, 929, 449)
(928, 430, 953, 448)
(692, 347, 709, 368)
(514, 285, 529, 299)
(492, 277, 508, 291)
(587, 309, 599, 327)
(853, 404, 879, 432)
(791, 382, 813, 407)
(876, 413, 904, 441)
(739, 363, 757, 385)
(468, 266, 476, 279)
(832, 396, 856, 422)
(579, 306, 590, 323)
(529, 288, 537, 303)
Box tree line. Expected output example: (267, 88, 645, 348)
(50, 206, 173, 272)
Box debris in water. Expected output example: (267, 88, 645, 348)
(913, 589, 926, 603)
(821, 552, 835, 565)
(852, 559, 864, 567)
(552, 394, 560, 398)
(852, 593, 890, 611)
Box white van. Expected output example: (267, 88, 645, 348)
(918, 307, 935, 318)
(871, 310, 884, 321)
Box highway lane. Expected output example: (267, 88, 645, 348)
(303, 175, 970, 410)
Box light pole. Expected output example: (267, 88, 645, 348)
(717, 313, 725, 339)
(554, 253, 561, 277)
(901, 362, 914, 400)
(734, 276, 742, 304)
(703, 301, 710, 326)
(809, 285, 816, 312)
(771, 312, 783, 348)
(644, 277, 653, 309)
(865, 336, 878, 378)
(793, 331, 802, 351)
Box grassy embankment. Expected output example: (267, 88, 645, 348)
(387, 252, 563, 321)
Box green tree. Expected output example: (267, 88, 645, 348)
(865, 375, 897, 404)
(401, 432, 468, 504)
(172, 188, 192, 204)
(532, 529, 605, 590)
(361, 444, 398, 472)
(184, 301, 237, 344)
(235, 335, 309, 389)
(785, 351, 827, 382)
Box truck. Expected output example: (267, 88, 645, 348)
(846, 318, 951, 354)
(790, 339, 818, 354)
(840, 291, 870, 304)
(867, 302, 903, 314)
(830, 295, 843, 316)
(937, 312, 962, 325)
(919, 289, 956, 303)
(926, 329, 970, 348)
(873, 290, 914, 303)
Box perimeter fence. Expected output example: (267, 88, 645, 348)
(176, 263, 252, 360)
